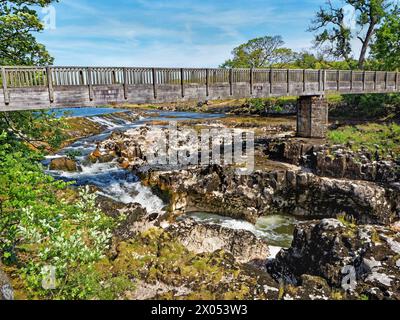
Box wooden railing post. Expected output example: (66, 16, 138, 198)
(88, 67, 93, 101)
(287, 69, 290, 94)
(350, 70, 353, 91)
(385, 71, 388, 91)
(337, 70, 340, 91)
(270, 68, 273, 94)
(374, 71, 377, 91)
(152, 68, 157, 99)
(2, 67, 9, 105)
(123, 67, 128, 100)
(46, 66, 54, 103)
(79, 70, 85, 85)
(180, 68, 185, 98)
(303, 69, 306, 92)
(323, 69, 326, 91)
(363, 71, 366, 91)
(206, 69, 210, 97)
(111, 70, 117, 84)
(250, 68, 254, 95)
(318, 69, 322, 92)
(396, 72, 399, 91)
(229, 69, 233, 96)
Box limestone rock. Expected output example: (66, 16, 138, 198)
(49, 157, 80, 172)
(167, 219, 269, 264)
(267, 219, 400, 300)
(88, 147, 115, 163)
(143, 165, 398, 225)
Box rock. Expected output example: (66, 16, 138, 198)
(265, 137, 400, 184)
(111, 227, 280, 300)
(113, 203, 161, 240)
(95, 194, 127, 219)
(88, 147, 115, 163)
(266, 138, 317, 165)
(267, 219, 400, 300)
(391, 221, 400, 232)
(143, 165, 398, 225)
(0, 267, 13, 300)
(167, 219, 269, 264)
(49, 157, 80, 172)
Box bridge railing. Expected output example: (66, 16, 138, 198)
(1, 66, 399, 93)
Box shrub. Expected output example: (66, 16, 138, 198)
(0, 132, 118, 299)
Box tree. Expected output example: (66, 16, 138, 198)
(309, 0, 391, 69)
(370, 6, 400, 70)
(220, 36, 297, 68)
(0, 1, 64, 149)
(0, 0, 56, 65)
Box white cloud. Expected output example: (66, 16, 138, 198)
(38, 0, 320, 66)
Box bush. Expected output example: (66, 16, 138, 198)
(0, 132, 118, 299)
(331, 93, 400, 119)
(245, 97, 297, 114)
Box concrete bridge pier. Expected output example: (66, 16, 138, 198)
(296, 95, 328, 139)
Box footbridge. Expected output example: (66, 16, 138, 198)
(1, 66, 399, 137)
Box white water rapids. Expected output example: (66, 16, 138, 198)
(44, 108, 297, 248)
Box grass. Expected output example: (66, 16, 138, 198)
(328, 122, 400, 158)
(326, 94, 344, 104)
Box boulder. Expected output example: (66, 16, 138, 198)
(167, 219, 269, 264)
(49, 157, 80, 172)
(88, 147, 115, 163)
(265, 137, 400, 184)
(113, 203, 161, 240)
(267, 218, 400, 300)
(143, 165, 398, 225)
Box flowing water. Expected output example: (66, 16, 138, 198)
(186, 212, 296, 248)
(45, 107, 297, 248)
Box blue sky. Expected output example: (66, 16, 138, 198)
(36, 0, 332, 67)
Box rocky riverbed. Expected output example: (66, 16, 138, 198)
(15, 107, 398, 300)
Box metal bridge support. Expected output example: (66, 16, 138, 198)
(297, 95, 328, 139)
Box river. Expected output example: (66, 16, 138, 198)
(44, 107, 297, 248)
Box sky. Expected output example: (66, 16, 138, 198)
(36, 0, 337, 67)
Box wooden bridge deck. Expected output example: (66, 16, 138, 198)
(1, 66, 399, 111)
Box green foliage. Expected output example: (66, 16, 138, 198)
(0, 1, 66, 151)
(328, 122, 400, 158)
(19, 186, 115, 299)
(246, 98, 266, 112)
(338, 93, 400, 119)
(220, 36, 296, 68)
(220, 35, 364, 71)
(245, 97, 297, 113)
(336, 213, 357, 229)
(65, 150, 82, 161)
(370, 6, 400, 70)
(0, 110, 67, 150)
(359, 294, 370, 301)
(0, 133, 117, 299)
(0, 0, 55, 65)
(309, 0, 392, 68)
(0, 131, 65, 260)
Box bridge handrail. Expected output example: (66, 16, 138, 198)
(0, 66, 399, 91)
